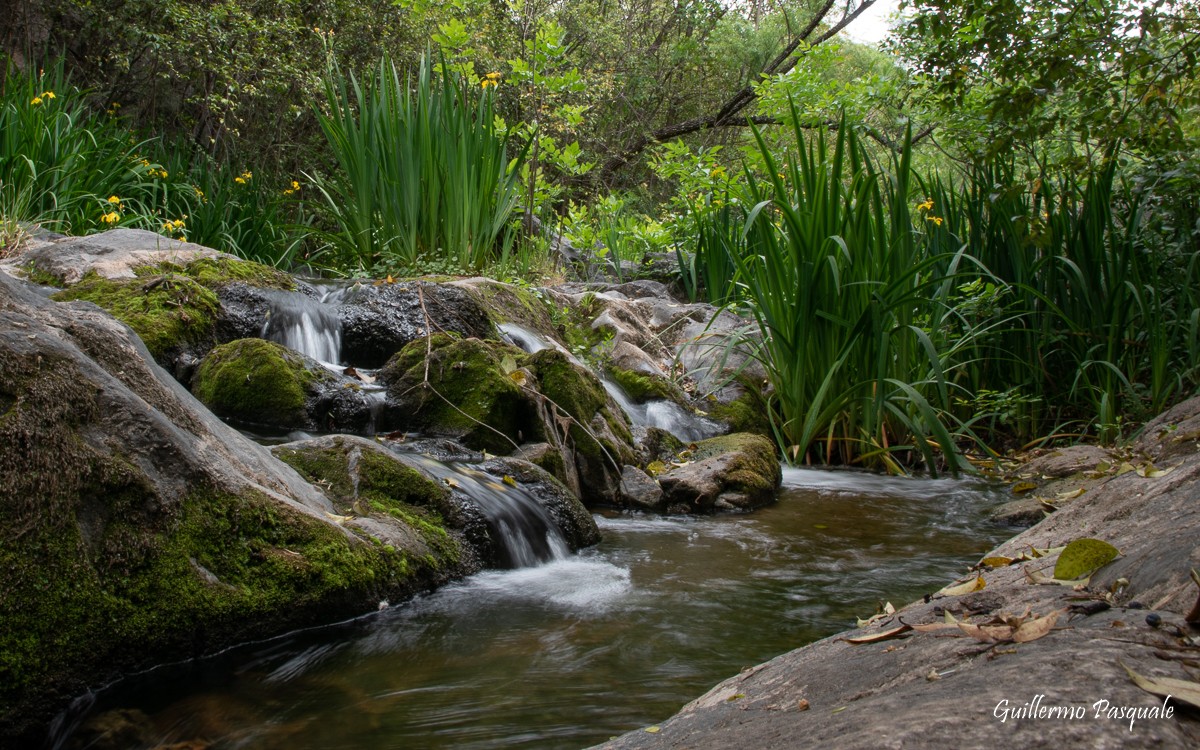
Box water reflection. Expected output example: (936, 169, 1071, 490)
(58, 470, 1008, 750)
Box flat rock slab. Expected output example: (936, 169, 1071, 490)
(12, 228, 231, 284)
(594, 399, 1200, 749)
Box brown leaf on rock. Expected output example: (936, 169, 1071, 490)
(840, 624, 912, 644)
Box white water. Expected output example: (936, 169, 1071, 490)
(262, 291, 343, 365)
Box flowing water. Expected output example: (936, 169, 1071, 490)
(261, 290, 343, 367)
(55, 468, 1010, 750)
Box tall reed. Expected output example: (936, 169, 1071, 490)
(313, 55, 529, 274)
(735, 111, 976, 474)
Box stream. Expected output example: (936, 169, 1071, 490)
(56, 468, 1010, 750)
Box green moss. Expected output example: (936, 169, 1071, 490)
(45, 257, 291, 364)
(21, 264, 65, 288)
(173, 256, 296, 290)
(53, 271, 220, 360)
(380, 334, 539, 453)
(528, 348, 633, 463)
(467, 279, 558, 333)
(273, 439, 461, 560)
(685, 432, 781, 496)
(0, 343, 457, 739)
(192, 338, 327, 426)
(706, 383, 773, 437)
(607, 365, 681, 404)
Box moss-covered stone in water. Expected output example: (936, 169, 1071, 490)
(687, 432, 781, 498)
(527, 348, 635, 488)
(379, 334, 539, 454)
(0, 345, 447, 741)
(53, 271, 220, 360)
(192, 338, 327, 426)
(273, 438, 461, 559)
(607, 365, 681, 404)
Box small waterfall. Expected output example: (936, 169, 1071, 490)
(408, 455, 569, 568)
(601, 378, 722, 443)
(262, 291, 342, 365)
(498, 323, 551, 354)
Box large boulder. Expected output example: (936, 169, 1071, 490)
(0, 271, 472, 744)
(379, 334, 541, 453)
(7, 228, 229, 284)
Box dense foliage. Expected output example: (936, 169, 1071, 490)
(3, 0, 1198, 469)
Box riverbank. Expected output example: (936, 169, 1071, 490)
(594, 399, 1200, 748)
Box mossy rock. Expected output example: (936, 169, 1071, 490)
(0, 335, 445, 741)
(526, 348, 636, 504)
(457, 278, 558, 336)
(657, 432, 782, 513)
(272, 436, 464, 562)
(49, 257, 293, 363)
(606, 364, 685, 404)
(53, 271, 221, 361)
(705, 380, 773, 437)
(379, 335, 541, 454)
(192, 338, 332, 427)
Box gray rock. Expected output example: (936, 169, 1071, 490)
(592, 417, 1200, 750)
(990, 496, 1050, 526)
(0, 270, 472, 743)
(336, 280, 495, 368)
(656, 433, 781, 513)
(1018, 445, 1114, 479)
(10, 227, 229, 284)
(619, 465, 664, 509)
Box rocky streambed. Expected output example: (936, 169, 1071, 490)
(3, 229, 1197, 748)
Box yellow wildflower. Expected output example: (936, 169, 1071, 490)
(44, 91, 55, 100)
(916, 198, 934, 212)
(283, 180, 301, 195)
(480, 72, 501, 89)
(235, 177, 246, 184)
(108, 195, 121, 204)
(30, 96, 43, 106)
(927, 215, 944, 227)
(101, 212, 120, 225)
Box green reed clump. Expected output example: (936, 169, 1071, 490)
(312, 54, 529, 275)
(735, 110, 980, 474)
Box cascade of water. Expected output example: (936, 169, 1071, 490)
(262, 292, 343, 365)
(498, 323, 551, 354)
(600, 378, 722, 443)
(407, 455, 570, 568)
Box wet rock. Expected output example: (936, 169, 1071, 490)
(525, 348, 637, 505)
(989, 496, 1049, 526)
(336, 281, 495, 368)
(619, 465, 664, 510)
(191, 338, 380, 431)
(0, 270, 471, 743)
(67, 708, 155, 750)
(514, 442, 570, 487)
(271, 434, 485, 572)
(481, 456, 601, 550)
(656, 433, 781, 513)
(379, 334, 540, 454)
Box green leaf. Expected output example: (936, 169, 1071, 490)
(1053, 538, 1119, 581)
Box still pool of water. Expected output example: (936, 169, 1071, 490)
(57, 468, 1011, 749)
